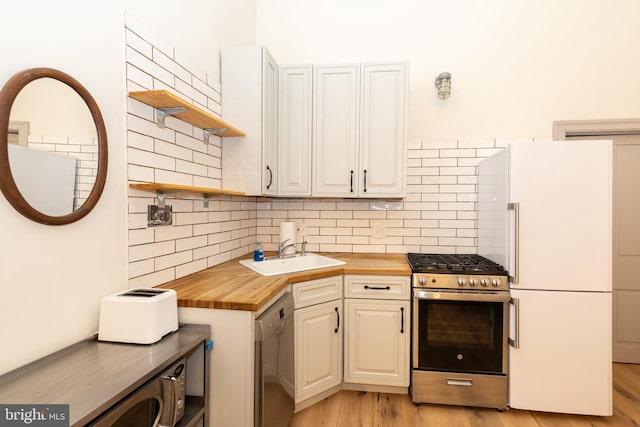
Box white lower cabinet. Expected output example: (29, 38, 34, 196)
(344, 275, 411, 387)
(294, 274, 411, 407)
(293, 276, 343, 404)
(294, 299, 343, 402)
(344, 298, 410, 386)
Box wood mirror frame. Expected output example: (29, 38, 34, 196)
(0, 68, 108, 225)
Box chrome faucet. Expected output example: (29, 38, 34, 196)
(300, 240, 308, 256)
(278, 239, 296, 258)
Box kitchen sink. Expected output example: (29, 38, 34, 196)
(239, 253, 346, 276)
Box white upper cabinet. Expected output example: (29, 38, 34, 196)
(221, 48, 408, 199)
(279, 66, 313, 196)
(313, 62, 408, 198)
(312, 64, 361, 197)
(221, 46, 279, 196)
(359, 63, 408, 197)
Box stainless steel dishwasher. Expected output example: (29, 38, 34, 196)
(255, 291, 294, 427)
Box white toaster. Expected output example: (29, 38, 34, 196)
(98, 288, 179, 344)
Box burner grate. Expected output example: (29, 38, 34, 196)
(406, 253, 506, 274)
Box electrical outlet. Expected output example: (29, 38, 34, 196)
(372, 225, 386, 238)
(297, 223, 307, 236)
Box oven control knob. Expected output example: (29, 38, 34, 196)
(418, 277, 427, 286)
(457, 278, 466, 287)
(468, 278, 477, 287)
(480, 279, 488, 287)
(491, 279, 502, 288)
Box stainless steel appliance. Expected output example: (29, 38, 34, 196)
(89, 358, 186, 426)
(255, 292, 295, 427)
(408, 253, 509, 409)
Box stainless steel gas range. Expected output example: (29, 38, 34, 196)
(406, 253, 510, 410)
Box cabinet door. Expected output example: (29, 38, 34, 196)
(279, 66, 312, 196)
(509, 289, 612, 416)
(294, 299, 343, 403)
(312, 64, 360, 197)
(359, 62, 408, 197)
(344, 299, 410, 387)
(221, 46, 279, 196)
(262, 49, 279, 196)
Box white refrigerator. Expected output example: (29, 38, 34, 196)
(478, 140, 613, 416)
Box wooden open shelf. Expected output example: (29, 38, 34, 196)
(129, 182, 245, 197)
(128, 90, 246, 137)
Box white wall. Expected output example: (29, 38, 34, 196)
(0, 0, 249, 375)
(256, 0, 640, 141)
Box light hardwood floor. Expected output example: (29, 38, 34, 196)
(290, 363, 640, 426)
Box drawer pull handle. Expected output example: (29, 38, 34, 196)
(364, 285, 391, 291)
(447, 378, 473, 387)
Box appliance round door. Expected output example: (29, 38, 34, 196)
(89, 378, 169, 427)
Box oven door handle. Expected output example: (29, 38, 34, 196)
(413, 289, 511, 303)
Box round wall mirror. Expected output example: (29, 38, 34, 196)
(0, 68, 108, 225)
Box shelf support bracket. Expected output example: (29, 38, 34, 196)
(203, 127, 227, 143)
(156, 191, 166, 208)
(202, 194, 210, 208)
(156, 107, 188, 128)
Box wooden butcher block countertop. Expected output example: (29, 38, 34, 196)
(158, 253, 411, 311)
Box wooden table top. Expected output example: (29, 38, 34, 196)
(158, 253, 411, 311)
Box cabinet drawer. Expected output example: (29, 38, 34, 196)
(293, 276, 343, 308)
(344, 275, 410, 300)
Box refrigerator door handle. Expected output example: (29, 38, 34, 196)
(509, 297, 520, 349)
(507, 202, 520, 285)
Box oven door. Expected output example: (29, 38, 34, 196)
(412, 290, 509, 375)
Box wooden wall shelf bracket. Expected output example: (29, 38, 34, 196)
(129, 183, 246, 207)
(128, 90, 246, 142)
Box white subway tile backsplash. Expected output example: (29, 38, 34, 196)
(129, 240, 175, 263)
(126, 64, 153, 91)
(155, 250, 193, 271)
(128, 113, 176, 143)
(174, 212, 209, 226)
(127, 131, 155, 151)
(457, 138, 495, 149)
(129, 259, 155, 279)
(129, 213, 149, 229)
(127, 48, 175, 88)
(125, 29, 153, 58)
(128, 147, 176, 170)
(176, 235, 208, 252)
(194, 243, 221, 260)
(176, 259, 209, 279)
(154, 169, 193, 186)
(440, 148, 476, 158)
(192, 176, 222, 189)
(174, 78, 208, 107)
(129, 268, 176, 288)
(155, 225, 193, 242)
(176, 159, 208, 176)
(153, 47, 192, 84)
(476, 148, 504, 158)
(129, 228, 155, 245)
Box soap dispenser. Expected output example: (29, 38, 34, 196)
(253, 236, 264, 261)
